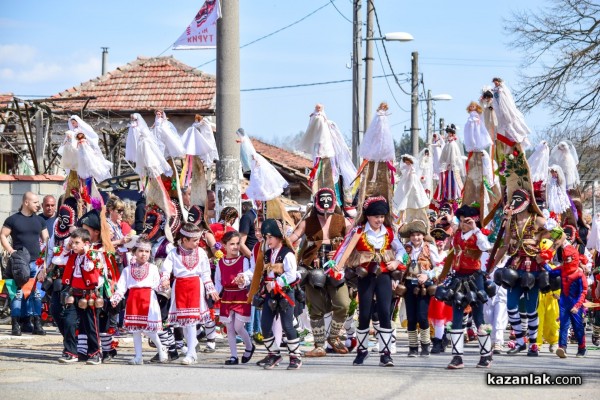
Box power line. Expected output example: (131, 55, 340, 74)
(374, 41, 409, 112)
(372, 4, 411, 96)
(329, 0, 353, 23)
(198, 1, 334, 68)
(241, 73, 399, 92)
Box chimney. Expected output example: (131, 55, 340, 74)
(101, 47, 109, 75)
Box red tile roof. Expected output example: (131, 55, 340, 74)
(0, 93, 13, 107)
(51, 56, 215, 113)
(0, 174, 65, 182)
(251, 138, 312, 173)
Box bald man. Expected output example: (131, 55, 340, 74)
(1, 192, 49, 336)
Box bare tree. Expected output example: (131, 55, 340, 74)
(505, 0, 600, 133)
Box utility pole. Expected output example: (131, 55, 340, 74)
(35, 109, 43, 174)
(363, 0, 374, 133)
(426, 89, 432, 146)
(351, 0, 363, 167)
(410, 51, 419, 157)
(215, 0, 241, 215)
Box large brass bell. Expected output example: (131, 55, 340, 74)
(95, 298, 105, 308)
(87, 297, 95, 307)
(66, 295, 75, 305)
(394, 283, 407, 297)
(78, 298, 89, 309)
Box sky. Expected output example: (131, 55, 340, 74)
(1, 0, 551, 146)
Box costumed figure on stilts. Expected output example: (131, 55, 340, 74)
(393, 154, 430, 226)
(418, 148, 434, 199)
(433, 124, 465, 214)
(549, 141, 581, 226)
(298, 104, 357, 207)
(462, 102, 501, 220)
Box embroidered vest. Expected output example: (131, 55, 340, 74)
(264, 246, 293, 277)
(452, 231, 482, 273)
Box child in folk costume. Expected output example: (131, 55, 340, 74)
(345, 197, 407, 367)
(235, 219, 302, 370)
(399, 220, 443, 358)
(428, 228, 453, 354)
(110, 239, 166, 364)
(545, 244, 589, 358)
(54, 228, 103, 364)
(161, 222, 219, 365)
(215, 231, 255, 365)
(442, 205, 494, 369)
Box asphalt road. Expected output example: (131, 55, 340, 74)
(0, 325, 597, 399)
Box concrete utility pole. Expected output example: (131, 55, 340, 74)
(363, 0, 374, 133)
(426, 90, 432, 146)
(410, 51, 420, 157)
(351, 0, 363, 167)
(215, 0, 241, 215)
(35, 109, 43, 174)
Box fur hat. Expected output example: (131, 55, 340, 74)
(399, 219, 429, 239)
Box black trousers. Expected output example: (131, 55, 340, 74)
(404, 280, 431, 331)
(260, 291, 298, 340)
(357, 273, 392, 330)
(50, 291, 65, 336)
(63, 300, 101, 357)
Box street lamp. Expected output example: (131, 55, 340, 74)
(425, 90, 452, 145)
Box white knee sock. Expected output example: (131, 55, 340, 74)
(185, 325, 198, 358)
(227, 320, 238, 358)
(132, 331, 143, 359)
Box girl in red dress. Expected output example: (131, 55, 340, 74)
(215, 231, 255, 365)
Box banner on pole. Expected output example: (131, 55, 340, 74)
(173, 0, 221, 50)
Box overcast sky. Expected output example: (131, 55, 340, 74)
(1, 0, 550, 145)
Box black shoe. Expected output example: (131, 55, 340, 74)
(225, 356, 239, 365)
(507, 343, 527, 355)
(431, 338, 443, 354)
(32, 316, 46, 336)
(379, 352, 394, 367)
(241, 344, 255, 364)
(256, 354, 271, 367)
(407, 346, 419, 358)
(86, 353, 102, 365)
(441, 334, 449, 350)
(102, 349, 117, 363)
(476, 355, 492, 368)
(353, 350, 369, 366)
(151, 350, 179, 363)
(287, 356, 302, 370)
(77, 353, 88, 362)
(447, 355, 464, 369)
(263, 353, 283, 370)
(576, 348, 587, 358)
(420, 344, 430, 357)
(58, 354, 78, 364)
(148, 337, 156, 348)
(11, 317, 21, 336)
(21, 317, 33, 333)
(592, 335, 599, 346)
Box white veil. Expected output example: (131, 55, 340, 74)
(360, 108, 395, 162)
(68, 115, 100, 149)
(527, 140, 549, 184)
(549, 141, 580, 189)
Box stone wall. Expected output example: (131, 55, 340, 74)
(0, 175, 64, 248)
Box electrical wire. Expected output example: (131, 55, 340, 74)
(372, 4, 411, 96)
(241, 73, 398, 92)
(329, 0, 353, 23)
(373, 41, 409, 112)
